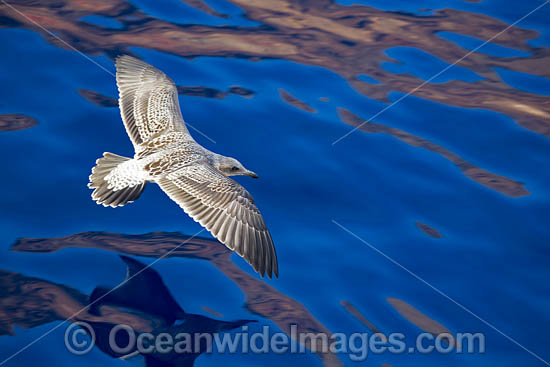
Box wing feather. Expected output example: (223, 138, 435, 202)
(158, 164, 278, 278)
(115, 55, 190, 148)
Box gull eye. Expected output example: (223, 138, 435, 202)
(231, 166, 239, 171)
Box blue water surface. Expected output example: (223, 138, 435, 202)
(0, 1, 549, 367)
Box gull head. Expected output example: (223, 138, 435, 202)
(215, 156, 258, 179)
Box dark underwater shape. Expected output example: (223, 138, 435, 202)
(0, 254, 253, 367)
(144, 316, 253, 367)
(12, 231, 344, 366)
(89, 255, 186, 324)
(86, 255, 254, 366)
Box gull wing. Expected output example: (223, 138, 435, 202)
(158, 163, 278, 278)
(115, 55, 190, 148)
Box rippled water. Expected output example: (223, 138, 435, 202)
(0, 0, 549, 366)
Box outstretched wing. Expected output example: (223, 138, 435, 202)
(115, 55, 190, 147)
(158, 164, 278, 278)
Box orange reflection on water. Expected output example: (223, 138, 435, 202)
(1, 0, 547, 196)
(0, 0, 547, 134)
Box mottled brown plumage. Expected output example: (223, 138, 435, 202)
(88, 55, 277, 278)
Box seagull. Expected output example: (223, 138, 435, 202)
(88, 55, 278, 278)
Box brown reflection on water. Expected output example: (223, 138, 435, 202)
(0, 113, 37, 131)
(0, 0, 547, 135)
(416, 222, 443, 239)
(0, 269, 163, 337)
(78, 85, 254, 109)
(7, 231, 466, 364)
(201, 306, 224, 318)
(177, 85, 255, 99)
(340, 300, 386, 341)
(12, 231, 343, 366)
(279, 88, 317, 113)
(387, 297, 456, 347)
(78, 88, 118, 107)
(183, 0, 229, 19)
(338, 107, 530, 197)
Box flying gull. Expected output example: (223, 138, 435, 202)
(88, 55, 278, 278)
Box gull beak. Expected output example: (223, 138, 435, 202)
(246, 170, 259, 179)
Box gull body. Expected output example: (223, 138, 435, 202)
(88, 55, 277, 278)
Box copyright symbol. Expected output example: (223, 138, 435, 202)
(65, 321, 95, 355)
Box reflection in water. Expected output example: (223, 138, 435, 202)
(0, 0, 547, 135)
(13, 231, 344, 366)
(78, 88, 118, 108)
(176, 85, 255, 99)
(88, 255, 254, 366)
(279, 88, 317, 113)
(79, 84, 255, 109)
(201, 306, 223, 318)
(387, 297, 456, 347)
(415, 222, 443, 239)
(0, 0, 545, 198)
(0, 254, 253, 366)
(338, 108, 530, 197)
(9, 231, 463, 366)
(183, 0, 230, 19)
(0, 113, 37, 131)
(0, 269, 87, 336)
(0, 0, 547, 365)
(339, 300, 385, 341)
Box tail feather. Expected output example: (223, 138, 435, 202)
(88, 152, 146, 208)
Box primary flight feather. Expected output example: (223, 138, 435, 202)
(88, 55, 278, 278)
